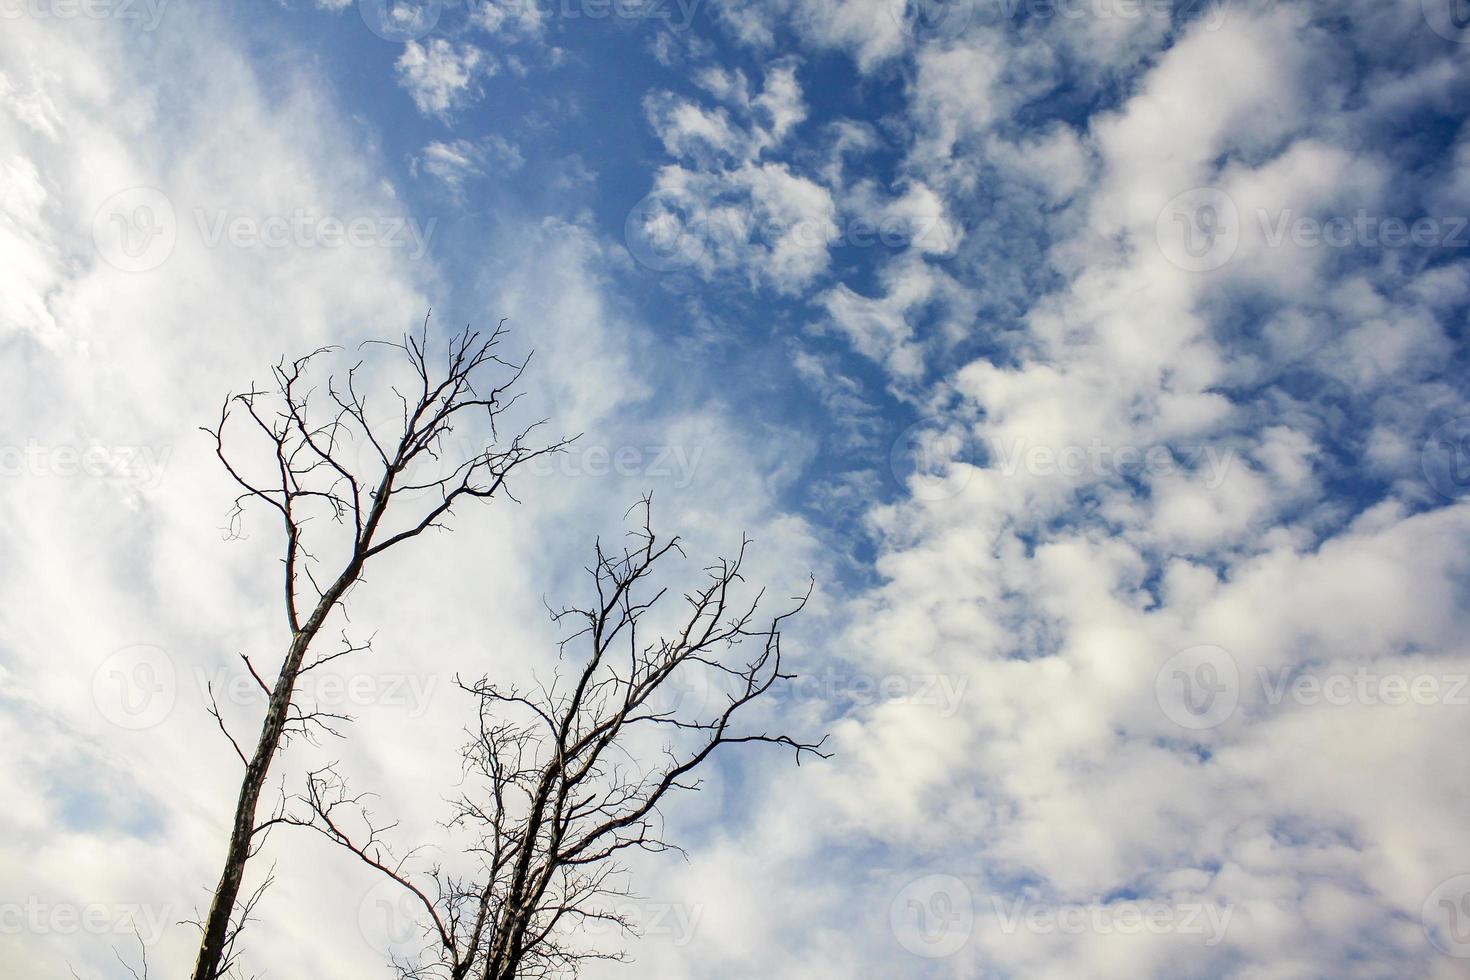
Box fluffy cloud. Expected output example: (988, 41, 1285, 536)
(395, 38, 494, 117)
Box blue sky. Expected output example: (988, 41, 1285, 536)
(3, 0, 1470, 977)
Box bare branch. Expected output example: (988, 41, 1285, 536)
(192, 317, 565, 980)
(294, 503, 827, 980)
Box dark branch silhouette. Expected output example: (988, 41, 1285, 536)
(290, 500, 828, 980)
(191, 316, 570, 980)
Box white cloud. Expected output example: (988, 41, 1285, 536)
(639, 161, 838, 294)
(712, 0, 908, 71)
(395, 39, 494, 117)
(411, 135, 523, 196)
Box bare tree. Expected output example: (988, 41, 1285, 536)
(191, 317, 567, 980)
(291, 500, 829, 979)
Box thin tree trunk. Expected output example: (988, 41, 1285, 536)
(191, 584, 346, 980)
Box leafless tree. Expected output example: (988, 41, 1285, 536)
(191, 317, 567, 980)
(290, 500, 829, 980)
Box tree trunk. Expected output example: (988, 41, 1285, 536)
(191, 586, 341, 980)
